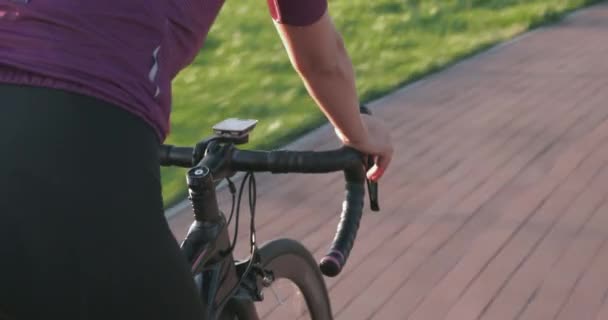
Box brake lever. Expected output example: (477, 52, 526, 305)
(359, 103, 380, 212)
(366, 156, 380, 212)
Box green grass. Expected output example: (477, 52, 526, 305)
(162, 0, 599, 207)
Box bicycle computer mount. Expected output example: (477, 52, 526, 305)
(192, 118, 258, 164)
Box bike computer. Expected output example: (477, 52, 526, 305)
(212, 118, 258, 137)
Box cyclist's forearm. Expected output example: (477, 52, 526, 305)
(273, 13, 368, 145)
(296, 53, 368, 145)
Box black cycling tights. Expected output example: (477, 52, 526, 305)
(0, 85, 205, 319)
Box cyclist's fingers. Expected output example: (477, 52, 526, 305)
(367, 152, 392, 181)
(367, 164, 383, 181)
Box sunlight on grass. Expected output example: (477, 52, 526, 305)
(162, 0, 598, 207)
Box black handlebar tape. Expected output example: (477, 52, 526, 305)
(230, 148, 362, 173)
(158, 145, 193, 167)
(232, 148, 367, 277)
(319, 172, 365, 277)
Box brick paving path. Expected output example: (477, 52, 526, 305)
(168, 3, 608, 319)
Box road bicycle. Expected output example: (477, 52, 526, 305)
(159, 116, 379, 319)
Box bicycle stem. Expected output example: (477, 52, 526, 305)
(182, 156, 242, 319)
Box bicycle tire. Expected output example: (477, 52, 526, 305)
(245, 238, 333, 320)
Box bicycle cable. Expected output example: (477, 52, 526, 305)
(226, 172, 252, 255)
(218, 171, 259, 310)
(225, 177, 237, 228)
(217, 174, 247, 293)
(248, 172, 258, 251)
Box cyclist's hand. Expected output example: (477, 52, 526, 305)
(335, 114, 393, 181)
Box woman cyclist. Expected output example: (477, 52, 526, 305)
(0, 0, 393, 319)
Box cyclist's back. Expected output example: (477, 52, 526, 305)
(0, 0, 225, 139)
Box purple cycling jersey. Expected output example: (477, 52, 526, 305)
(0, 0, 327, 140)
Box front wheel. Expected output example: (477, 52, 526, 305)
(233, 238, 333, 320)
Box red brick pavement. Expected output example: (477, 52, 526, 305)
(168, 2, 608, 319)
